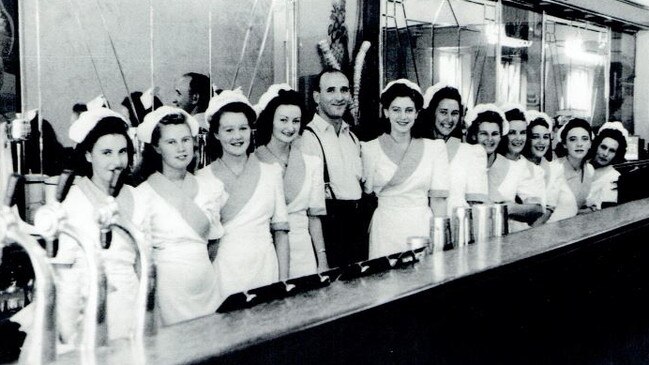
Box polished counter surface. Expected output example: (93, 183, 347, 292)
(53, 198, 649, 364)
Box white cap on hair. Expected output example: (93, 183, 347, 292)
(526, 110, 554, 131)
(254, 83, 293, 115)
(140, 87, 159, 110)
(465, 104, 509, 135)
(86, 95, 109, 110)
(205, 88, 256, 126)
(69, 107, 128, 144)
(556, 118, 595, 144)
(136, 105, 199, 144)
(599, 121, 629, 143)
(500, 102, 527, 122)
(381, 79, 422, 98)
(423, 82, 454, 109)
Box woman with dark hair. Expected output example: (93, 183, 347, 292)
(56, 108, 139, 342)
(496, 104, 546, 231)
(196, 89, 289, 297)
(552, 118, 596, 218)
(133, 106, 226, 326)
(466, 104, 543, 229)
(421, 83, 488, 215)
(253, 84, 328, 277)
(361, 79, 449, 259)
(586, 122, 628, 209)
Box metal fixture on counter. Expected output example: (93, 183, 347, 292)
(1, 173, 57, 364)
(491, 203, 509, 237)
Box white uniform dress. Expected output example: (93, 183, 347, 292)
(444, 137, 489, 216)
(361, 136, 449, 259)
(586, 165, 620, 210)
(133, 172, 226, 326)
(550, 157, 595, 221)
(54, 178, 139, 342)
(487, 154, 545, 232)
(256, 146, 327, 278)
(196, 154, 289, 298)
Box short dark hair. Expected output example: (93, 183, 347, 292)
(522, 117, 553, 161)
(312, 67, 349, 92)
(72, 103, 88, 115)
(588, 127, 627, 166)
(73, 117, 134, 178)
(504, 108, 526, 123)
(206, 102, 256, 160)
(183, 72, 211, 112)
(254, 89, 306, 147)
(466, 110, 505, 145)
(555, 118, 593, 159)
(421, 86, 464, 140)
(377, 83, 427, 138)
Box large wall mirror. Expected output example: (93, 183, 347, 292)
(381, 0, 498, 109)
(20, 0, 297, 145)
(543, 16, 609, 127)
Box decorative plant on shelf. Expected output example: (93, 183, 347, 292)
(317, 0, 371, 125)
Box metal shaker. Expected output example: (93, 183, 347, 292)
(407, 236, 431, 258)
(431, 216, 453, 252)
(452, 206, 473, 247)
(491, 203, 509, 237)
(472, 204, 492, 243)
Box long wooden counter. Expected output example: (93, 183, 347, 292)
(53, 198, 649, 364)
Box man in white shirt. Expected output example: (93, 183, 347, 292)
(299, 68, 367, 267)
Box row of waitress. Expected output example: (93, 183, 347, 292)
(31, 74, 626, 348)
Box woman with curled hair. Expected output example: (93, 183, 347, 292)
(254, 85, 328, 277)
(522, 111, 569, 225)
(586, 122, 628, 209)
(196, 89, 289, 297)
(420, 83, 488, 216)
(466, 104, 544, 230)
(361, 79, 449, 259)
(133, 106, 227, 326)
(552, 118, 596, 218)
(496, 104, 546, 231)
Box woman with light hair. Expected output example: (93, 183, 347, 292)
(466, 104, 544, 229)
(133, 106, 227, 326)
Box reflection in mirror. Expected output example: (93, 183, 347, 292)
(381, 0, 498, 108)
(21, 0, 297, 147)
(497, 3, 542, 109)
(609, 30, 635, 133)
(543, 17, 609, 127)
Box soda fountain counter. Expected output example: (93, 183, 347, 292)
(52, 198, 649, 364)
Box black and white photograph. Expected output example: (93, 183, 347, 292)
(1, 0, 649, 363)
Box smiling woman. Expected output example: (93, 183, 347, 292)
(196, 89, 290, 298)
(133, 106, 227, 326)
(361, 79, 449, 259)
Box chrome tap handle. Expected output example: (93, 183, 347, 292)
(55, 170, 75, 203)
(112, 223, 158, 339)
(3, 173, 24, 207)
(1, 174, 57, 364)
(59, 227, 109, 352)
